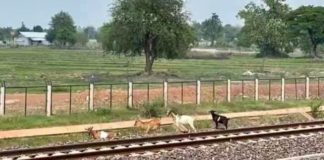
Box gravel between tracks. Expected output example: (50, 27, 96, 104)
(103, 133, 324, 160)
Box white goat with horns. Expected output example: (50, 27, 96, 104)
(167, 110, 197, 133)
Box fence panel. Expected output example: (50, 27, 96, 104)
(132, 82, 163, 107)
(52, 86, 71, 115)
(285, 78, 306, 100)
(213, 80, 227, 102)
(5, 87, 26, 116)
(133, 83, 149, 107)
(309, 77, 319, 99)
(5, 86, 46, 116)
(2, 77, 324, 117)
(320, 77, 324, 98)
(168, 81, 196, 105)
(93, 84, 112, 110)
(201, 81, 214, 103)
(259, 79, 270, 101)
(231, 80, 243, 101)
(69, 85, 89, 114)
(268, 79, 281, 101)
(110, 84, 128, 108)
(241, 79, 254, 101)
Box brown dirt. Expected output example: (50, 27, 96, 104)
(3, 82, 324, 116)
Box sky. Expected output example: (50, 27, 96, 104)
(0, 0, 323, 29)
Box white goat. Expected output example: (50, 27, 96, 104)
(167, 110, 197, 133)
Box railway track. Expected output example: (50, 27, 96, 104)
(1, 120, 324, 160)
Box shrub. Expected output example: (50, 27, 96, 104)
(309, 99, 322, 118)
(140, 100, 165, 118)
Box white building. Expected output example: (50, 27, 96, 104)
(15, 32, 50, 46)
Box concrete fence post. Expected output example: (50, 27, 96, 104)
(0, 82, 5, 116)
(281, 78, 285, 102)
(196, 80, 201, 105)
(306, 77, 310, 100)
(128, 82, 133, 108)
(46, 83, 52, 117)
(163, 80, 168, 108)
(227, 79, 231, 102)
(255, 78, 259, 101)
(89, 83, 94, 111)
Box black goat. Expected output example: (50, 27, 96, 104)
(209, 110, 229, 130)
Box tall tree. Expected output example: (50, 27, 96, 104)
(84, 26, 97, 39)
(286, 6, 324, 58)
(33, 25, 44, 32)
(102, 0, 196, 74)
(222, 24, 241, 44)
(0, 27, 13, 41)
(46, 11, 77, 47)
(238, 0, 293, 57)
(17, 22, 30, 32)
(76, 27, 89, 46)
(192, 21, 203, 41)
(201, 13, 222, 46)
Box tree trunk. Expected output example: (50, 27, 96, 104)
(210, 37, 215, 47)
(144, 33, 158, 75)
(313, 44, 319, 58)
(308, 29, 319, 58)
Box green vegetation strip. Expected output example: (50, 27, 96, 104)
(0, 48, 324, 86)
(0, 100, 310, 131)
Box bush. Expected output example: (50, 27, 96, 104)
(140, 100, 165, 118)
(309, 99, 322, 118)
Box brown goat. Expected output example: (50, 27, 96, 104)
(134, 118, 161, 134)
(85, 127, 118, 140)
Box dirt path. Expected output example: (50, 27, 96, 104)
(0, 107, 322, 139)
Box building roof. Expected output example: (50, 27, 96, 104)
(20, 32, 47, 39)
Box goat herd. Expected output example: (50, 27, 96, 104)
(85, 110, 230, 141)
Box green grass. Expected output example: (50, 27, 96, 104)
(0, 48, 324, 86)
(0, 113, 309, 149)
(0, 108, 138, 130)
(0, 133, 89, 149)
(0, 100, 310, 131)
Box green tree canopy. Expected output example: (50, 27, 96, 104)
(0, 27, 13, 42)
(287, 6, 324, 58)
(46, 11, 77, 47)
(17, 22, 30, 32)
(192, 21, 203, 41)
(75, 27, 89, 46)
(84, 26, 97, 39)
(33, 25, 44, 32)
(102, 0, 196, 74)
(238, 0, 293, 57)
(201, 13, 222, 46)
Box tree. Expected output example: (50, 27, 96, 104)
(201, 13, 222, 46)
(17, 22, 30, 32)
(84, 26, 97, 39)
(215, 24, 241, 48)
(0, 27, 13, 42)
(46, 11, 77, 47)
(192, 21, 203, 41)
(76, 27, 89, 46)
(222, 24, 241, 44)
(102, 0, 196, 74)
(238, 0, 293, 57)
(286, 6, 324, 58)
(33, 25, 44, 32)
